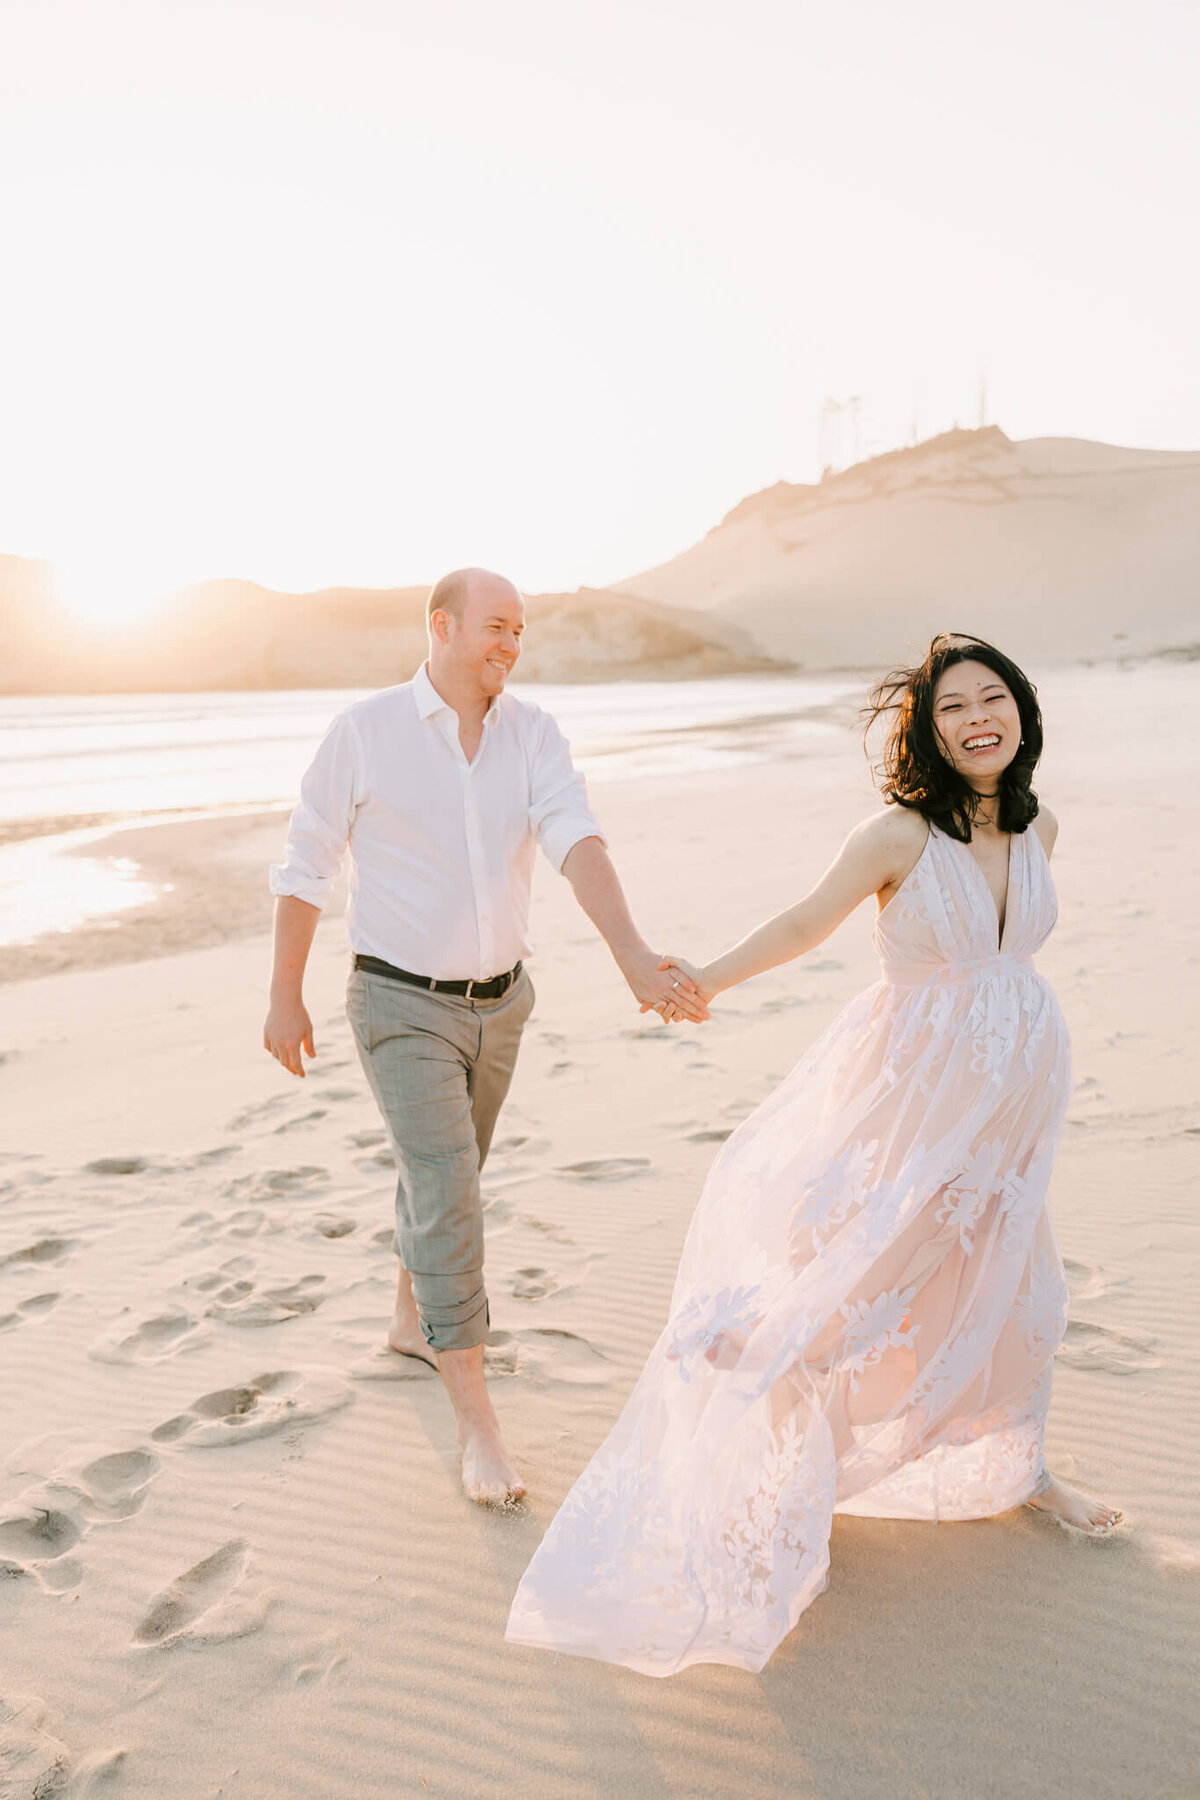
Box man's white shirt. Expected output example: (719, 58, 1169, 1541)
(269, 663, 603, 980)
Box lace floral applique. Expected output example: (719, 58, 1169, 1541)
(715, 1416, 832, 1623)
(838, 1285, 919, 1391)
(968, 979, 1022, 1080)
(791, 1138, 879, 1252)
(912, 1325, 991, 1429)
(1012, 1251, 1069, 1359)
(997, 1147, 1054, 1254)
(936, 1139, 1027, 1252)
(666, 1284, 763, 1382)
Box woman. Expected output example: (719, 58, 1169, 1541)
(506, 633, 1121, 1678)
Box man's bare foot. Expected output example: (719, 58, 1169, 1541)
(459, 1423, 526, 1506)
(387, 1263, 439, 1369)
(1027, 1476, 1123, 1537)
(386, 1315, 439, 1371)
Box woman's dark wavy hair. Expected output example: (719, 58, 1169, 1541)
(863, 632, 1043, 842)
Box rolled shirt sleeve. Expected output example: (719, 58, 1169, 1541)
(528, 708, 605, 872)
(269, 708, 362, 909)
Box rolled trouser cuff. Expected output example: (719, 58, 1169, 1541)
(412, 1272, 490, 1352)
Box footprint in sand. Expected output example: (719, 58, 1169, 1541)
(288, 1645, 349, 1688)
(1063, 1257, 1132, 1303)
(684, 1127, 733, 1145)
(315, 1086, 361, 1103)
(272, 1109, 328, 1134)
(1059, 1319, 1162, 1375)
(0, 1493, 86, 1595)
(0, 1446, 163, 1597)
(0, 1292, 60, 1332)
(370, 1226, 395, 1247)
(346, 1128, 388, 1149)
(357, 1146, 396, 1169)
(0, 1236, 77, 1271)
(556, 1158, 650, 1182)
(510, 1211, 574, 1245)
(133, 1538, 267, 1646)
(224, 1166, 329, 1202)
(176, 1256, 256, 1297)
(311, 1213, 356, 1239)
(0, 1695, 74, 1795)
(77, 1449, 160, 1520)
(510, 1267, 559, 1300)
(483, 1328, 611, 1385)
(0, 1503, 82, 1563)
(150, 1367, 353, 1447)
(173, 1144, 242, 1171)
(204, 1273, 327, 1327)
(90, 1308, 210, 1364)
(82, 1156, 149, 1176)
(225, 1095, 290, 1132)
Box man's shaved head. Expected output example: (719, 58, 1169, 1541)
(426, 567, 521, 628)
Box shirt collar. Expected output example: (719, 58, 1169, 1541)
(412, 661, 450, 721)
(413, 660, 503, 729)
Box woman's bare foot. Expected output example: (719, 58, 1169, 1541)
(1027, 1476, 1123, 1537)
(459, 1423, 526, 1506)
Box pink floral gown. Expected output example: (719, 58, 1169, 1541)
(506, 821, 1072, 1676)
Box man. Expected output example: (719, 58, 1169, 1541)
(263, 568, 706, 1505)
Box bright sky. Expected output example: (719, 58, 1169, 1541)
(1, 0, 1197, 619)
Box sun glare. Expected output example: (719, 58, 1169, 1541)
(53, 558, 176, 630)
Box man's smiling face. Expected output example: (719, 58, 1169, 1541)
(433, 572, 525, 700)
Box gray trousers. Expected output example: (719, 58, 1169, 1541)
(346, 964, 534, 1352)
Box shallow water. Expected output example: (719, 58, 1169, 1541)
(0, 675, 853, 947)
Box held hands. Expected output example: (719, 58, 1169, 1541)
(620, 946, 710, 1025)
(643, 955, 717, 1024)
(263, 993, 316, 1078)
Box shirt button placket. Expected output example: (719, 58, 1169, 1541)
(463, 766, 491, 977)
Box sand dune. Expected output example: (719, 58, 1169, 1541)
(1, 663, 1197, 1797)
(0, 568, 781, 694)
(616, 427, 1200, 668)
(6, 425, 1198, 695)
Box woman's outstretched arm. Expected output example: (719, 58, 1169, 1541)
(660, 808, 928, 1002)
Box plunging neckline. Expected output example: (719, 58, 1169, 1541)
(938, 823, 1017, 952)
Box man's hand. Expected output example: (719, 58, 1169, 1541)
(620, 947, 709, 1024)
(263, 994, 316, 1077)
(643, 955, 717, 1016)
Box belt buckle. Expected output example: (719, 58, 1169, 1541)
(464, 978, 475, 999)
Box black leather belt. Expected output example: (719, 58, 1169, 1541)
(354, 953, 522, 1000)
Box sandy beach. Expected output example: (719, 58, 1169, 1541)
(2, 662, 1198, 1798)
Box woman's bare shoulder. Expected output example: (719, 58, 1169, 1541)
(1032, 803, 1060, 858)
(851, 805, 930, 852)
(847, 805, 930, 881)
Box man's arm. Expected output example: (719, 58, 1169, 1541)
(263, 708, 359, 1075)
(264, 896, 321, 1077)
(561, 836, 708, 1023)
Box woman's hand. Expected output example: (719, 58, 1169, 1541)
(620, 946, 709, 1023)
(639, 955, 717, 1020)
